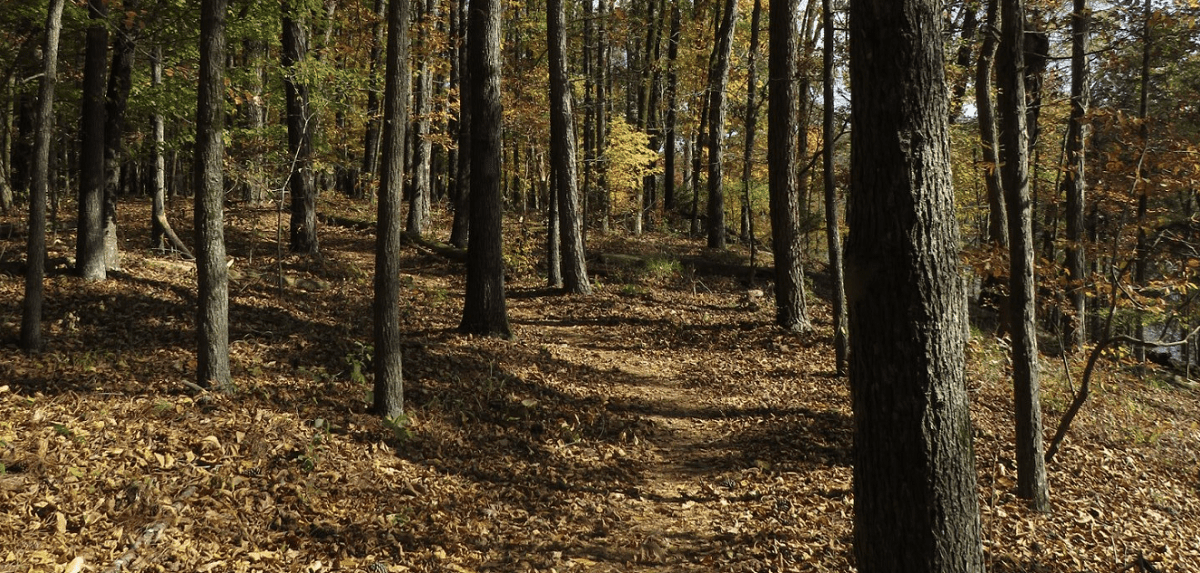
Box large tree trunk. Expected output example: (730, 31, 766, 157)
(767, 0, 809, 332)
(101, 0, 138, 274)
(283, 0, 319, 255)
(1062, 0, 1089, 352)
(195, 0, 233, 391)
(77, 0, 107, 281)
(998, 0, 1050, 512)
(846, 0, 986, 569)
(20, 0, 66, 353)
(374, 0, 411, 420)
(705, 0, 737, 249)
(459, 0, 511, 337)
(548, 0, 591, 295)
(822, 0, 847, 375)
(976, 0, 1007, 249)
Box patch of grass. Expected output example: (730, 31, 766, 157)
(644, 255, 681, 278)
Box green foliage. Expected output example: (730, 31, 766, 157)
(383, 414, 413, 443)
(345, 342, 374, 386)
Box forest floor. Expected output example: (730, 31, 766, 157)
(1, 194, 1199, 573)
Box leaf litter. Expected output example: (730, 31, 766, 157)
(0, 196, 1197, 572)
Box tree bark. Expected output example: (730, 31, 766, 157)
(846, 0, 986, 569)
(1062, 0, 1089, 352)
(822, 0, 847, 374)
(77, 0, 107, 281)
(705, 0, 738, 249)
(20, 0, 66, 353)
(102, 0, 139, 273)
(663, 1, 681, 212)
(195, 0, 233, 391)
(359, 0, 386, 199)
(998, 0, 1050, 512)
(976, 0, 1007, 249)
(283, 0, 319, 255)
(449, 0, 471, 249)
(548, 0, 591, 295)
(459, 0, 511, 337)
(150, 47, 192, 259)
(374, 0, 410, 419)
(408, 0, 439, 237)
(768, 0, 809, 332)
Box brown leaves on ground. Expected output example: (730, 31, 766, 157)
(1, 196, 1198, 572)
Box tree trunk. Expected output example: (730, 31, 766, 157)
(408, 0, 438, 237)
(998, 0, 1050, 512)
(663, 0, 681, 212)
(150, 47, 192, 259)
(1062, 0, 1089, 352)
(548, 0, 591, 294)
(739, 0, 762, 247)
(976, 0, 1007, 249)
(20, 0, 66, 353)
(822, 0, 847, 375)
(846, 0, 986, 568)
(196, 0, 233, 391)
(374, 0, 410, 419)
(101, 0, 138, 274)
(450, 0, 471, 248)
(596, 0, 610, 234)
(459, 0, 511, 337)
(77, 0, 107, 281)
(283, 0, 319, 255)
(768, 0, 809, 332)
(359, 0, 386, 200)
(948, 3, 978, 123)
(705, 0, 737, 250)
(1134, 0, 1151, 362)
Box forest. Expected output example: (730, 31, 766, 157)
(1, 0, 1199, 571)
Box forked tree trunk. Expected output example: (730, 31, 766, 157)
(998, 0, 1050, 513)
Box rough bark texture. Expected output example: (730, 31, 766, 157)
(20, 0, 66, 353)
(77, 0, 107, 281)
(705, 0, 738, 250)
(102, 0, 138, 273)
(548, 0, 591, 295)
(846, 0, 986, 570)
(374, 0, 410, 420)
(1062, 0, 1089, 352)
(822, 0, 847, 374)
(998, 0, 1050, 512)
(408, 0, 438, 237)
(976, 0, 1008, 248)
(459, 0, 511, 337)
(767, 0, 809, 332)
(283, 1, 319, 255)
(195, 0, 233, 391)
(739, 0, 761, 247)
